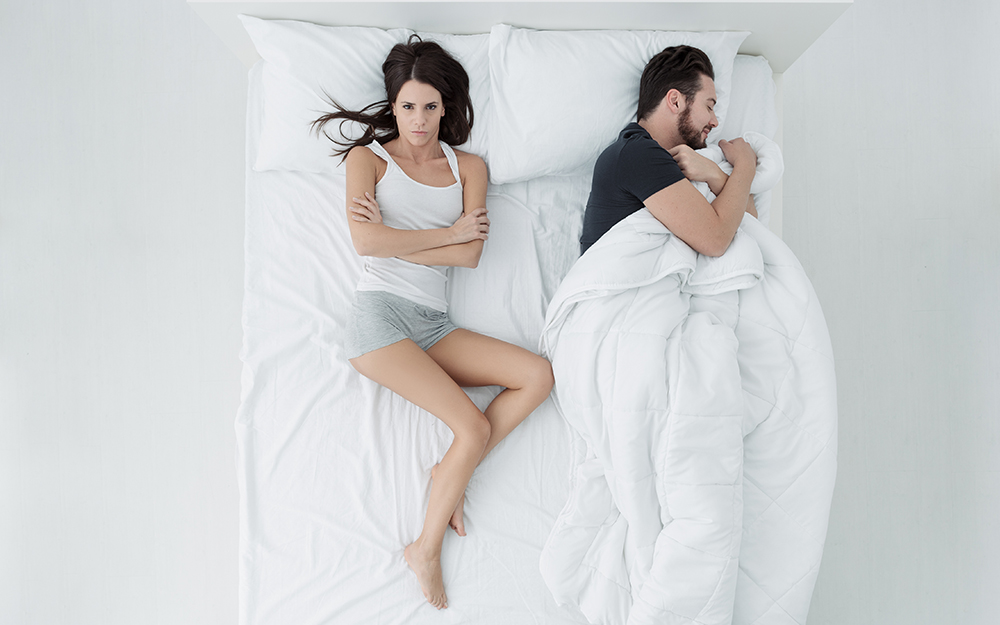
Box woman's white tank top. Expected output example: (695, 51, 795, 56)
(355, 140, 465, 312)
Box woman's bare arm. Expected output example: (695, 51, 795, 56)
(398, 152, 489, 268)
(344, 147, 484, 257)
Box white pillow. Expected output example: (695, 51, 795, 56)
(239, 16, 491, 173)
(487, 24, 749, 184)
(716, 54, 778, 141)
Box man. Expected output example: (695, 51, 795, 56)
(579, 46, 757, 256)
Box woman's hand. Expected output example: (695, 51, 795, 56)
(448, 207, 490, 244)
(350, 192, 382, 223)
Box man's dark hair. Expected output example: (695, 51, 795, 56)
(636, 46, 714, 122)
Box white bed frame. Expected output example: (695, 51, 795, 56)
(189, 0, 853, 235)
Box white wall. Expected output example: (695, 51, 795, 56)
(3, 0, 998, 623)
(782, 0, 1000, 623)
(0, 1, 246, 623)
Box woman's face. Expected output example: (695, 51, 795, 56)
(391, 80, 445, 147)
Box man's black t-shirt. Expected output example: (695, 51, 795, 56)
(579, 123, 685, 254)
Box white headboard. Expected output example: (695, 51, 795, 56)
(189, 1, 851, 72)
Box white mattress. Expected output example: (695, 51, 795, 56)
(238, 55, 779, 624)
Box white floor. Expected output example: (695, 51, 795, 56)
(1, 1, 246, 622)
(1, 0, 998, 624)
(783, 0, 1000, 623)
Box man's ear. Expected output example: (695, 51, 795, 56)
(664, 88, 685, 114)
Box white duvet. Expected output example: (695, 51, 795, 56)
(538, 137, 837, 625)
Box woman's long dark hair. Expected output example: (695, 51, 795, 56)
(312, 35, 474, 162)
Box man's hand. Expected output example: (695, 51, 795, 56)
(719, 138, 757, 171)
(668, 144, 728, 195)
(644, 138, 758, 257)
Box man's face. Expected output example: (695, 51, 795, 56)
(677, 74, 719, 150)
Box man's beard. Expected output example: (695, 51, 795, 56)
(678, 106, 707, 150)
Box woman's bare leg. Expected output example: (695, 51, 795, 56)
(430, 463, 464, 535)
(350, 339, 491, 610)
(425, 330, 554, 534)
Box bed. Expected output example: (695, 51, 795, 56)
(225, 8, 839, 625)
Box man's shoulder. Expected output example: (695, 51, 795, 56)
(623, 123, 672, 158)
(605, 123, 648, 151)
(597, 124, 645, 164)
(598, 123, 673, 173)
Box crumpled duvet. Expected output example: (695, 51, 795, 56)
(538, 135, 837, 625)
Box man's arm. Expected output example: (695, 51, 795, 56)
(669, 143, 758, 218)
(644, 138, 757, 257)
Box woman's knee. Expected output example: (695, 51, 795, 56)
(456, 413, 491, 450)
(527, 355, 555, 398)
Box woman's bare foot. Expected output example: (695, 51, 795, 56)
(404, 541, 448, 609)
(450, 492, 466, 536)
(431, 464, 467, 536)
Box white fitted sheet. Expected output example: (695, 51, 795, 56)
(239, 54, 779, 624)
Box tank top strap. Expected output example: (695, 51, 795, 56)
(366, 139, 461, 186)
(439, 142, 462, 186)
(364, 140, 397, 172)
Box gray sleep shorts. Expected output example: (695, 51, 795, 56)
(344, 290, 459, 359)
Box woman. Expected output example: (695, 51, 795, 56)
(313, 37, 554, 610)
